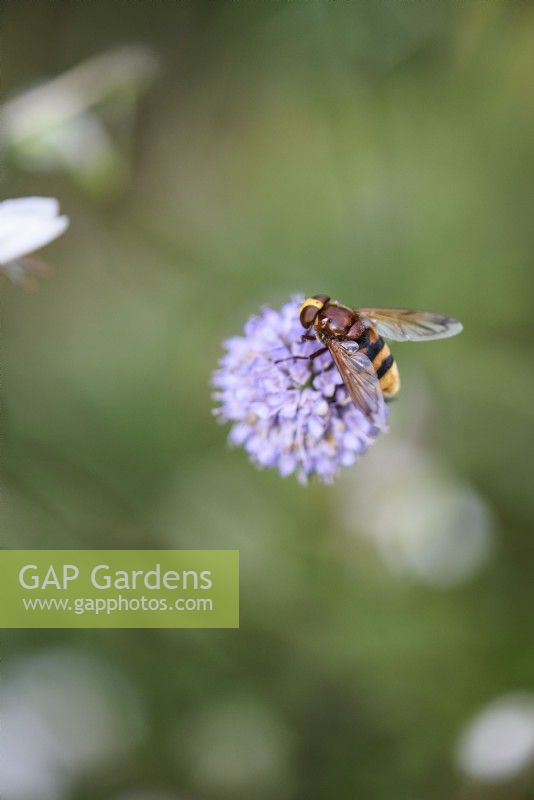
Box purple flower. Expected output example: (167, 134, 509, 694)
(212, 297, 389, 484)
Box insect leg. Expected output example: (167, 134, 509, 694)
(309, 347, 328, 360)
(274, 347, 328, 364)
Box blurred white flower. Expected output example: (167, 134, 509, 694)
(0, 647, 145, 800)
(2, 45, 159, 195)
(0, 197, 69, 285)
(455, 694, 534, 781)
(173, 696, 293, 797)
(340, 437, 495, 586)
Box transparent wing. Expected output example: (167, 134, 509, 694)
(357, 308, 463, 341)
(327, 339, 387, 431)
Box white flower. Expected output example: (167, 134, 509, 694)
(0, 197, 69, 284)
(455, 694, 534, 782)
(0, 647, 145, 800)
(340, 438, 494, 586)
(2, 45, 159, 195)
(173, 697, 291, 796)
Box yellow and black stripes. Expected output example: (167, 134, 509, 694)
(376, 353, 395, 379)
(358, 326, 400, 399)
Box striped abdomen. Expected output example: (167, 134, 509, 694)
(358, 326, 400, 399)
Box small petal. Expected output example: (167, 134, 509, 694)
(0, 196, 69, 268)
(0, 197, 60, 218)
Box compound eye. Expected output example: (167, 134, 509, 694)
(299, 295, 329, 328)
(299, 304, 319, 328)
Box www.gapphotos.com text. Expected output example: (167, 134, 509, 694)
(22, 595, 214, 615)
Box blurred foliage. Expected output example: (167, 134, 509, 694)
(2, 2, 534, 799)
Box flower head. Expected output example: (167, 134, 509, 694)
(2, 45, 159, 196)
(212, 297, 388, 484)
(0, 197, 69, 286)
(456, 694, 534, 782)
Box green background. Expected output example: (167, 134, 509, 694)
(2, 2, 534, 799)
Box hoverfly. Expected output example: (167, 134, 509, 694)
(292, 295, 462, 430)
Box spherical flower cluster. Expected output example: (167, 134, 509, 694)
(212, 297, 388, 484)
